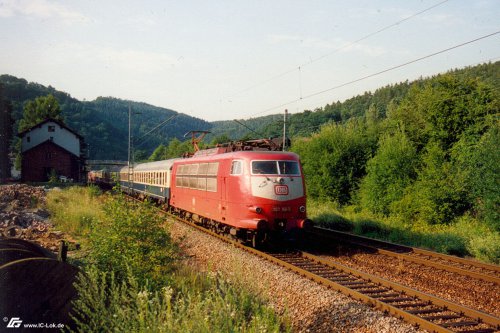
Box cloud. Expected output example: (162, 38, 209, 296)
(0, 0, 88, 23)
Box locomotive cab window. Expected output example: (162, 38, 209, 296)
(252, 161, 300, 175)
(252, 161, 278, 175)
(278, 161, 300, 175)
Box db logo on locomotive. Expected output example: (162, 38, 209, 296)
(274, 185, 289, 195)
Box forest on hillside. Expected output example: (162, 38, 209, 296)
(290, 65, 499, 253)
(0, 75, 211, 160)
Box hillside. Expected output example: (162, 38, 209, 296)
(0, 75, 211, 160)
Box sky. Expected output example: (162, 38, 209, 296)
(0, 0, 499, 122)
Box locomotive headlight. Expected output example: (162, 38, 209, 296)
(299, 206, 306, 213)
(249, 206, 263, 214)
(277, 177, 285, 184)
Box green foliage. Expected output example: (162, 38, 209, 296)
(423, 75, 495, 149)
(87, 195, 178, 286)
(393, 142, 471, 225)
(358, 131, 418, 215)
(149, 144, 167, 161)
(292, 121, 375, 205)
(18, 94, 63, 132)
(149, 138, 194, 161)
(308, 200, 485, 259)
(48, 169, 59, 183)
(71, 266, 287, 333)
(467, 233, 500, 264)
(453, 123, 500, 231)
(210, 133, 231, 145)
(388, 74, 497, 151)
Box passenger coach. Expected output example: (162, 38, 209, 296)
(170, 149, 311, 245)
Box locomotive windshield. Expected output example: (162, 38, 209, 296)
(252, 161, 300, 175)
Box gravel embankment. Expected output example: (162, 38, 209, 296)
(167, 220, 424, 333)
(0, 184, 71, 252)
(315, 251, 500, 317)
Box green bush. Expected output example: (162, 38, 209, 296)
(87, 195, 178, 286)
(71, 266, 288, 333)
(292, 120, 375, 205)
(392, 142, 470, 225)
(358, 130, 418, 216)
(463, 124, 500, 231)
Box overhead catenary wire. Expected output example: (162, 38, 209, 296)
(225, 0, 451, 100)
(134, 114, 177, 148)
(247, 30, 500, 119)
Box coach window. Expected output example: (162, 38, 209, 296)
(190, 164, 199, 176)
(231, 160, 242, 175)
(207, 162, 219, 176)
(198, 163, 208, 176)
(178, 165, 187, 176)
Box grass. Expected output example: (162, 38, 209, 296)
(45, 185, 103, 242)
(308, 200, 500, 264)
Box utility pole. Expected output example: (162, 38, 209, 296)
(127, 105, 132, 189)
(283, 109, 288, 151)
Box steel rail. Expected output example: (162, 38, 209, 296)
(299, 252, 500, 332)
(309, 227, 500, 285)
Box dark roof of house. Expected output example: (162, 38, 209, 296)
(17, 118, 83, 139)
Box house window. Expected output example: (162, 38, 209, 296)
(27, 136, 31, 143)
(48, 125, 55, 132)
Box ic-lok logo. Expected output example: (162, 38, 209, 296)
(274, 185, 289, 195)
(6, 317, 22, 328)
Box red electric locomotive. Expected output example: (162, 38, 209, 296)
(117, 140, 312, 247)
(170, 148, 312, 246)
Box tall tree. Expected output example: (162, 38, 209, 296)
(18, 94, 63, 132)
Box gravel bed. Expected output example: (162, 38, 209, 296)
(314, 249, 500, 317)
(167, 220, 424, 333)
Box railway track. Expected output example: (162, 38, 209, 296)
(307, 227, 500, 285)
(268, 251, 499, 333)
(153, 205, 500, 333)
